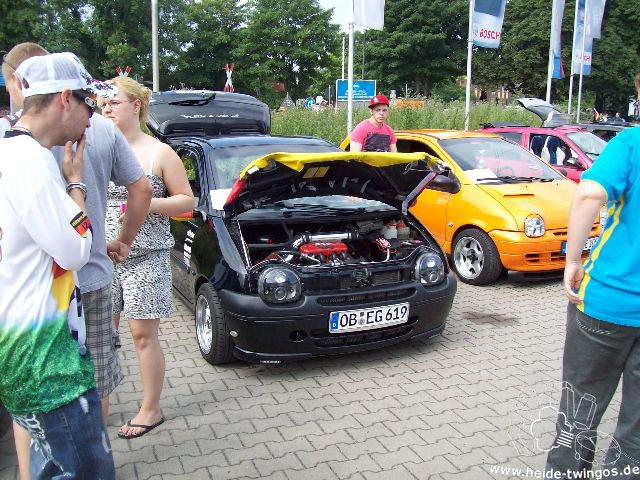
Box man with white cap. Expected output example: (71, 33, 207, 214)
(0, 52, 115, 478)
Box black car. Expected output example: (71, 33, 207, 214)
(150, 92, 458, 365)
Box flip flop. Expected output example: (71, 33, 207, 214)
(118, 417, 165, 439)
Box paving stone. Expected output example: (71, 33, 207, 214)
(328, 454, 382, 479)
(254, 452, 304, 477)
(297, 445, 346, 468)
(363, 465, 419, 480)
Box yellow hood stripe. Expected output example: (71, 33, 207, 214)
(238, 151, 431, 180)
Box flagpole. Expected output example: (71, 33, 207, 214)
(341, 35, 345, 80)
(576, 0, 589, 123)
(347, 0, 355, 134)
(568, 0, 580, 114)
(151, 0, 159, 92)
(546, 1, 560, 103)
(464, 0, 475, 131)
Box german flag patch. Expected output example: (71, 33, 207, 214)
(70, 212, 91, 238)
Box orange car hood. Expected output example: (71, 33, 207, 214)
(477, 180, 577, 231)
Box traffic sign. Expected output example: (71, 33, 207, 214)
(304, 97, 315, 109)
(336, 79, 376, 101)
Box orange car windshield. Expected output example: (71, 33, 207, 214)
(441, 137, 564, 183)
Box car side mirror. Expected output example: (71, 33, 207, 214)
(429, 173, 461, 194)
(564, 158, 585, 170)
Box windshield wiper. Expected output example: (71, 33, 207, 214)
(271, 201, 367, 216)
(498, 176, 554, 183)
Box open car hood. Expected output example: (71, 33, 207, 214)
(517, 97, 573, 126)
(222, 151, 442, 216)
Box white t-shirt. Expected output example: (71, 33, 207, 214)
(0, 134, 95, 414)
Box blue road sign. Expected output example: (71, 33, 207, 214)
(336, 80, 376, 101)
(304, 97, 315, 109)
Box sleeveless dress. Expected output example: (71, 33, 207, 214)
(105, 143, 174, 319)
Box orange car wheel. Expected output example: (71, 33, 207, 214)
(452, 228, 503, 286)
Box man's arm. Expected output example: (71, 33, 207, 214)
(350, 141, 363, 152)
(107, 175, 152, 263)
(564, 180, 607, 303)
(389, 143, 398, 153)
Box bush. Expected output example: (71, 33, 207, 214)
(271, 100, 540, 146)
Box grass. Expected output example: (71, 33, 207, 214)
(271, 100, 540, 145)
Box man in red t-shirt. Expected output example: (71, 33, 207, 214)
(350, 94, 397, 152)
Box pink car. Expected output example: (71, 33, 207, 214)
(479, 99, 608, 182)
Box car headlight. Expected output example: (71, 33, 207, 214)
(414, 253, 445, 286)
(258, 267, 302, 304)
(599, 207, 608, 227)
(525, 215, 545, 237)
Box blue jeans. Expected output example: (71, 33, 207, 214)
(546, 303, 640, 479)
(12, 388, 115, 480)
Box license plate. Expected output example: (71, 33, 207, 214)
(329, 303, 409, 334)
(561, 237, 598, 255)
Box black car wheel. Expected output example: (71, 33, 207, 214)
(452, 228, 503, 285)
(195, 284, 233, 365)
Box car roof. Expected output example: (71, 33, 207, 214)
(196, 134, 340, 149)
(396, 129, 504, 140)
(483, 125, 587, 133)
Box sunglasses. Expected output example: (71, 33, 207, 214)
(1, 50, 17, 72)
(72, 91, 97, 118)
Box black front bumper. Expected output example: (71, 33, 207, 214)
(218, 273, 456, 363)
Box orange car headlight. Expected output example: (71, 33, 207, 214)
(525, 215, 545, 238)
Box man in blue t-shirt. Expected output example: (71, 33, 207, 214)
(546, 126, 640, 478)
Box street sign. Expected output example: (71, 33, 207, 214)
(304, 97, 315, 109)
(336, 79, 376, 101)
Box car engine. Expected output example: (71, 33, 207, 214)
(239, 218, 433, 267)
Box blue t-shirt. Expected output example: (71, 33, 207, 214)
(578, 126, 640, 326)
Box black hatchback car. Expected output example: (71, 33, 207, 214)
(149, 92, 458, 365)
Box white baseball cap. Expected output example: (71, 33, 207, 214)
(15, 52, 117, 98)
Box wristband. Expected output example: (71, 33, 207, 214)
(66, 182, 87, 200)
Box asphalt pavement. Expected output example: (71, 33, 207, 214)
(0, 278, 623, 480)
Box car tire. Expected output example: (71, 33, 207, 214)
(452, 228, 503, 285)
(195, 284, 234, 365)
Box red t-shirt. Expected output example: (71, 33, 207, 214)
(351, 119, 397, 152)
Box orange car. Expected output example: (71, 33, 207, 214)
(342, 130, 603, 285)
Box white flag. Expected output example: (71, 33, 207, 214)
(586, 0, 606, 39)
(353, 0, 385, 30)
(472, 0, 508, 49)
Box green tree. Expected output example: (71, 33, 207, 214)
(235, 0, 339, 101)
(364, 0, 468, 97)
(586, 0, 640, 113)
(175, 0, 246, 90)
(472, 0, 640, 113)
(0, 0, 44, 51)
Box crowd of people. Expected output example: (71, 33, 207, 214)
(1, 40, 639, 480)
(0, 42, 192, 479)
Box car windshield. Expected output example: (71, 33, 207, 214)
(210, 142, 341, 188)
(566, 131, 607, 160)
(238, 195, 393, 219)
(440, 137, 564, 183)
